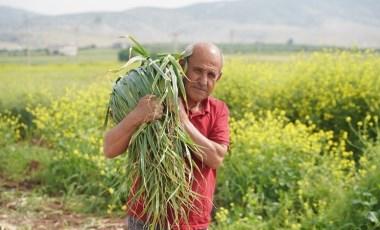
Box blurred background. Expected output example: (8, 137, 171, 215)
(1, 1, 380, 229)
(0, 0, 379, 60)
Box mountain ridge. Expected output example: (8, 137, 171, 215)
(1, 0, 379, 49)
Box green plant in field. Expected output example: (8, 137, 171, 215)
(324, 117, 380, 229)
(325, 153, 380, 229)
(105, 36, 201, 229)
(0, 111, 25, 146)
(214, 49, 380, 162)
(26, 84, 117, 213)
(0, 143, 56, 188)
(27, 84, 108, 151)
(214, 110, 356, 229)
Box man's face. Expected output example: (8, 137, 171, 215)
(182, 44, 222, 107)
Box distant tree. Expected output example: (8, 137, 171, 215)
(287, 38, 294, 45)
(118, 49, 130, 62)
(118, 47, 159, 62)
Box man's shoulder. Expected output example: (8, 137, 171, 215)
(208, 97, 227, 105)
(208, 97, 229, 112)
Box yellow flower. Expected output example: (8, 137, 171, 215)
(291, 223, 302, 230)
(215, 207, 229, 223)
(359, 169, 367, 176)
(360, 156, 368, 164)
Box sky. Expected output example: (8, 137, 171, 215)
(0, 0, 227, 15)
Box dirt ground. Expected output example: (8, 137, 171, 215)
(0, 178, 126, 230)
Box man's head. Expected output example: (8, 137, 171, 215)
(180, 42, 224, 108)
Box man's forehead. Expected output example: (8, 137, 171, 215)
(193, 43, 219, 54)
(185, 42, 223, 72)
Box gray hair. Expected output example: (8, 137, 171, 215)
(182, 42, 224, 71)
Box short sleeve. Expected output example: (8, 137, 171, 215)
(208, 102, 230, 148)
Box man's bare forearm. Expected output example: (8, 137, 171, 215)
(181, 119, 228, 169)
(103, 111, 141, 158)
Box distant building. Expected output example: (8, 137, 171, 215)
(48, 46, 78, 56)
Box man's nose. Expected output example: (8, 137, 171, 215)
(198, 74, 207, 85)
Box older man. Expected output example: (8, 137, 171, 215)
(103, 42, 230, 230)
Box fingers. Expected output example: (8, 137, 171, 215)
(140, 94, 164, 123)
(167, 100, 174, 112)
(151, 104, 164, 120)
(177, 97, 189, 122)
(147, 95, 164, 114)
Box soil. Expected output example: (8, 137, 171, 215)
(0, 178, 126, 230)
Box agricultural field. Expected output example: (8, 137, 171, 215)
(1, 48, 380, 229)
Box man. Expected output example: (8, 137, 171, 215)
(103, 42, 230, 230)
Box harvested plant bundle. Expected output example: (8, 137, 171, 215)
(104, 36, 201, 229)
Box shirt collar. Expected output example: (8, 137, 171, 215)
(187, 97, 210, 117)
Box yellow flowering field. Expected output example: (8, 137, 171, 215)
(214, 50, 380, 159)
(0, 50, 380, 229)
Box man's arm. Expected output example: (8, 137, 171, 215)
(181, 119, 228, 169)
(103, 95, 164, 158)
(178, 99, 228, 169)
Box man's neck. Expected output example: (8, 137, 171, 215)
(187, 100, 205, 114)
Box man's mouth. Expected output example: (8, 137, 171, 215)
(192, 86, 207, 92)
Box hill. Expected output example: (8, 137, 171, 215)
(0, 0, 379, 50)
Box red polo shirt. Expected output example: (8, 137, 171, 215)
(127, 97, 230, 230)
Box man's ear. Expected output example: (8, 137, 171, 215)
(179, 59, 186, 68)
(217, 72, 223, 82)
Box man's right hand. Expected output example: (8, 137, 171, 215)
(103, 94, 164, 158)
(133, 95, 164, 124)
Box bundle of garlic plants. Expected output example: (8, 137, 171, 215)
(104, 36, 202, 229)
